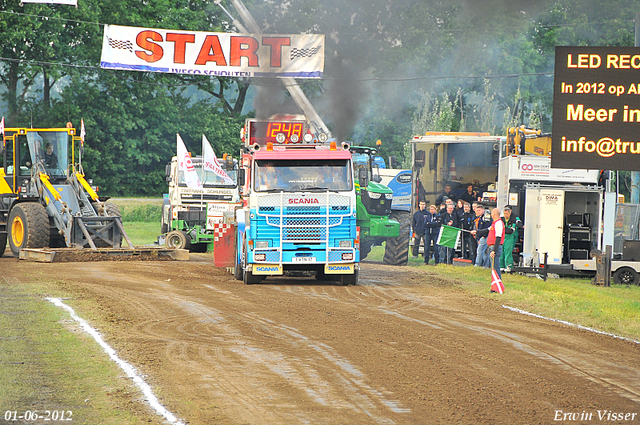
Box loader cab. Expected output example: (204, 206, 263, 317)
(1, 128, 74, 193)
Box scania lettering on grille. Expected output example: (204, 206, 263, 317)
(328, 265, 351, 271)
(289, 198, 319, 204)
(257, 266, 279, 272)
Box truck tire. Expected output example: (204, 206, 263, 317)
(234, 260, 244, 281)
(243, 251, 262, 285)
(383, 211, 411, 266)
(8, 203, 50, 257)
(166, 230, 191, 251)
(613, 267, 639, 285)
(0, 233, 7, 257)
(339, 270, 358, 286)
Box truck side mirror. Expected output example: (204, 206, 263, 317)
(165, 164, 171, 182)
(238, 169, 246, 187)
(358, 168, 369, 187)
(415, 150, 426, 167)
(388, 155, 398, 169)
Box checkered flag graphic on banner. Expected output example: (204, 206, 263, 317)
(108, 37, 133, 53)
(290, 46, 321, 60)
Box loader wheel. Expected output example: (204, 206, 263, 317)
(0, 233, 7, 257)
(166, 230, 191, 251)
(8, 203, 50, 257)
(104, 202, 122, 218)
(383, 211, 411, 266)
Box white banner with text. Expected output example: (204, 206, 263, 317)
(100, 24, 324, 78)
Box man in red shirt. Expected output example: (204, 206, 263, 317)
(487, 208, 505, 279)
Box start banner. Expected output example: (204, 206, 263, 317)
(100, 24, 324, 78)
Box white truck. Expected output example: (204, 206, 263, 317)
(497, 128, 640, 285)
(161, 155, 239, 251)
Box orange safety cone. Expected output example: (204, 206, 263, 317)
(449, 157, 457, 180)
(490, 257, 505, 294)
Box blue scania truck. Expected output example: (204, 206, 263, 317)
(234, 118, 360, 285)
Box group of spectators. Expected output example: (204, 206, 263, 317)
(411, 184, 523, 277)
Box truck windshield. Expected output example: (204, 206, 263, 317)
(254, 159, 352, 192)
(178, 159, 237, 187)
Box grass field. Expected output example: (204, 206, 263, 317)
(0, 281, 158, 424)
(110, 199, 163, 246)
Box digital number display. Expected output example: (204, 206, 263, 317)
(266, 122, 304, 139)
(247, 120, 306, 145)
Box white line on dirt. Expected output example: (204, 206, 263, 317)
(46, 297, 185, 425)
(502, 305, 640, 344)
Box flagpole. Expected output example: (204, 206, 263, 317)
(201, 137, 207, 214)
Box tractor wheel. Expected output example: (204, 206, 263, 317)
(8, 203, 50, 257)
(165, 230, 191, 251)
(0, 232, 7, 257)
(383, 211, 411, 266)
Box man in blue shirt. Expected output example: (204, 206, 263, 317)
(411, 201, 428, 259)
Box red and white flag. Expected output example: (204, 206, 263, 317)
(202, 135, 234, 185)
(80, 118, 86, 147)
(491, 268, 505, 294)
(177, 134, 202, 189)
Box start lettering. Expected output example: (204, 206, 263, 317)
(134, 33, 291, 68)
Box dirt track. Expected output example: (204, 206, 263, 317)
(2, 255, 640, 424)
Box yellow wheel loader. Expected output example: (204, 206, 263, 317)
(0, 125, 131, 258)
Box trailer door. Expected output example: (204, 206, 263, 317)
(523, 188, 540, 265)
(523, 188, 565, 265)
(537, 189, 565, 264)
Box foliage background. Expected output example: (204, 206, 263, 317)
(1, 0, 639, 197)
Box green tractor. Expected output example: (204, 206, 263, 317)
(350, 146, 400, 260)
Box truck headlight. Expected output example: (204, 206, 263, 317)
(255, 253, 266, 261)
(342, 253, 353, 260)
(368, 191, 382, 200)
(255, 240, 269, 248)
(339, 240, 352, 248)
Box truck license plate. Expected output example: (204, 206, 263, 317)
(293, 257, 316, 263)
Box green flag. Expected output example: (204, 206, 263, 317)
(437, 225, 461, 249)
